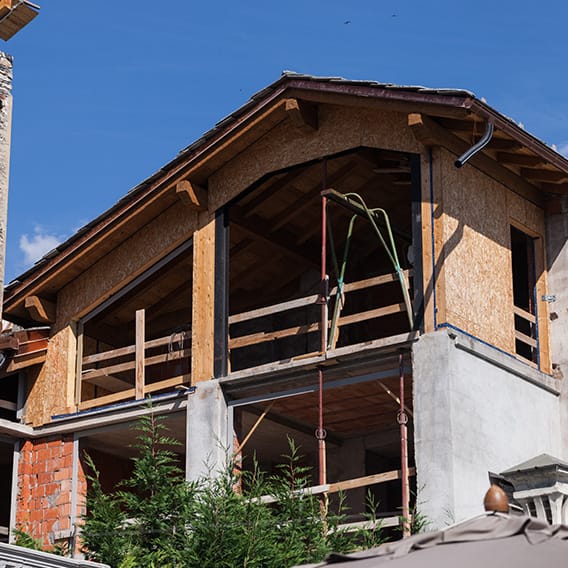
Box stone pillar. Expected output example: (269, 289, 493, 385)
(185, 380, 228, 481)
(0, 52, 12, 321)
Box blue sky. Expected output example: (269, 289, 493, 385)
(3, 0, 568, 282)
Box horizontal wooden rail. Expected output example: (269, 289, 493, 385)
(78, 373, 190, 411)
(82, 348, 191, 382)
(513, 305, 536, 324)
(228, 270, 413, 326)
(82, 332, 191, 365)
(515, 330, 537, 348)
(258, 467, 415, 504)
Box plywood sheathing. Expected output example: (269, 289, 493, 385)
(208, 105, 422, 212)
(57, 203, 199, 325)
(24, 326, 75, 426)
(436, 147, 549, 369)
(191, 217, 215, 383)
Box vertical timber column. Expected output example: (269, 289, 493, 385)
(0, 52, 12, 321)
(187, 214, 227, 481)
(191, 217, 216, 383)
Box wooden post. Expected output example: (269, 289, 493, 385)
(192, 218, 216, 383)
(135, 309, 145, 399)
(74, 322, 84, 407)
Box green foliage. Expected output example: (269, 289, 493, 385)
(82, 414, 388, 568)
(13, 528, 45, 551)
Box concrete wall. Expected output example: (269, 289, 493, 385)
(545, 195, 568, 458)
(413, 329, 561, 529)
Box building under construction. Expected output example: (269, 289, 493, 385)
(1, 73, 568, 550)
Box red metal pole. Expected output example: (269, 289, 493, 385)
(318, 159, 328, 487)
(399, 352, 410, 537)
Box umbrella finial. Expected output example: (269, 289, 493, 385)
(483, 484, 509, 513)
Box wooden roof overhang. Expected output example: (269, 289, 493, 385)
(4, 74, 568, 325)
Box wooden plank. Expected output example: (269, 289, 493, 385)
(192, 219, 216, 383)
(285, 98, 318, 132)
(0, 399, 16, 411)
(229, 321, 320, 350)
(82, 333, 190, 365)
(337, 303, 405, 327)
(5, 349, 47, 373)
(83, 344, 136, 365)
(258, 468, 416, 503)
(78, 388, 136, 410)
(144, 374, 190, 394)
(24, 295, 56, 324)
(520, 168, 568, 183)
(229, 302, 406, 350)
(420, 150, 435, 333)
(339, 271, 412, 294)
(176, 179, 208, 211)
(515, 330, 537, 348)
(0, 0, 11, 19)
(229, 271, 413, 325)
(78, 374, 191, 411)
(513, 305, 536, 324)
(81, 373, 133, 393)
(135, 309, 146, 399)
(496, 152, 545, 167)
(229, 293, 320, 324)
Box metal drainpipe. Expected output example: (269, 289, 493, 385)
(454, 121, 494, 168)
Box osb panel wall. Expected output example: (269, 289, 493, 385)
(209, 104, 422, 211)
(436, 147, 548, 359)
(27, 204, 199, 424)
(58, 203, 199, 324)
(24, 326, 75, 425)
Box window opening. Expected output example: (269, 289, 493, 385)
(77, 242, 193, 409)
(511, 226, 538, 364)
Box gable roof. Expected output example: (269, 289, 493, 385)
(4, 72, 568, 324)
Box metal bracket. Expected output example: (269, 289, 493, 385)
(542, 294, 557, 303)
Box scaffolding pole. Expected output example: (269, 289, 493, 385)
(399, 352, 411, 536)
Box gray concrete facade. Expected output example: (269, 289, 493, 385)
(545, 195, 568, 458)
(413, 329, 561, 529)
(185, 379, 229, 481)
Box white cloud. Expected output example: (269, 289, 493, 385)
(19, 226, 64, 266)
(557, 142, 568, 158)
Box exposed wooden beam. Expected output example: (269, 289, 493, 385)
(285, 98, 318, 132)
(496, 152, 545, 167)
(520, 168, 568, 183)
(247, 405, 343, 446)
(241, 167, 306, 216)
(176, 179, 208, 211)
(486, 138, 523, 151)
(24, 295, 56, 324)
(231, 207, 319, 267)
(408, 113, 543, 206)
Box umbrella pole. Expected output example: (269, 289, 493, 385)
(399, 352, 411, 537)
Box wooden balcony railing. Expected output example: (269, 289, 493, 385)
(79, 309, 191, 410)
(513, 304, 538, 366)
(228, 269, 413, 370)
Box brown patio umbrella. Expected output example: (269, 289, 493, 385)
(300, 513, 568, 567)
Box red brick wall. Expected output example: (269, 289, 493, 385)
(16, 436, 85, 549)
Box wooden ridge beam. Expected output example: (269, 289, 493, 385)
(176, 179, 208, 211)
(24, 295, 56, 324)
(285, 98, 318, 132)
(408, 113, 543, 206)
